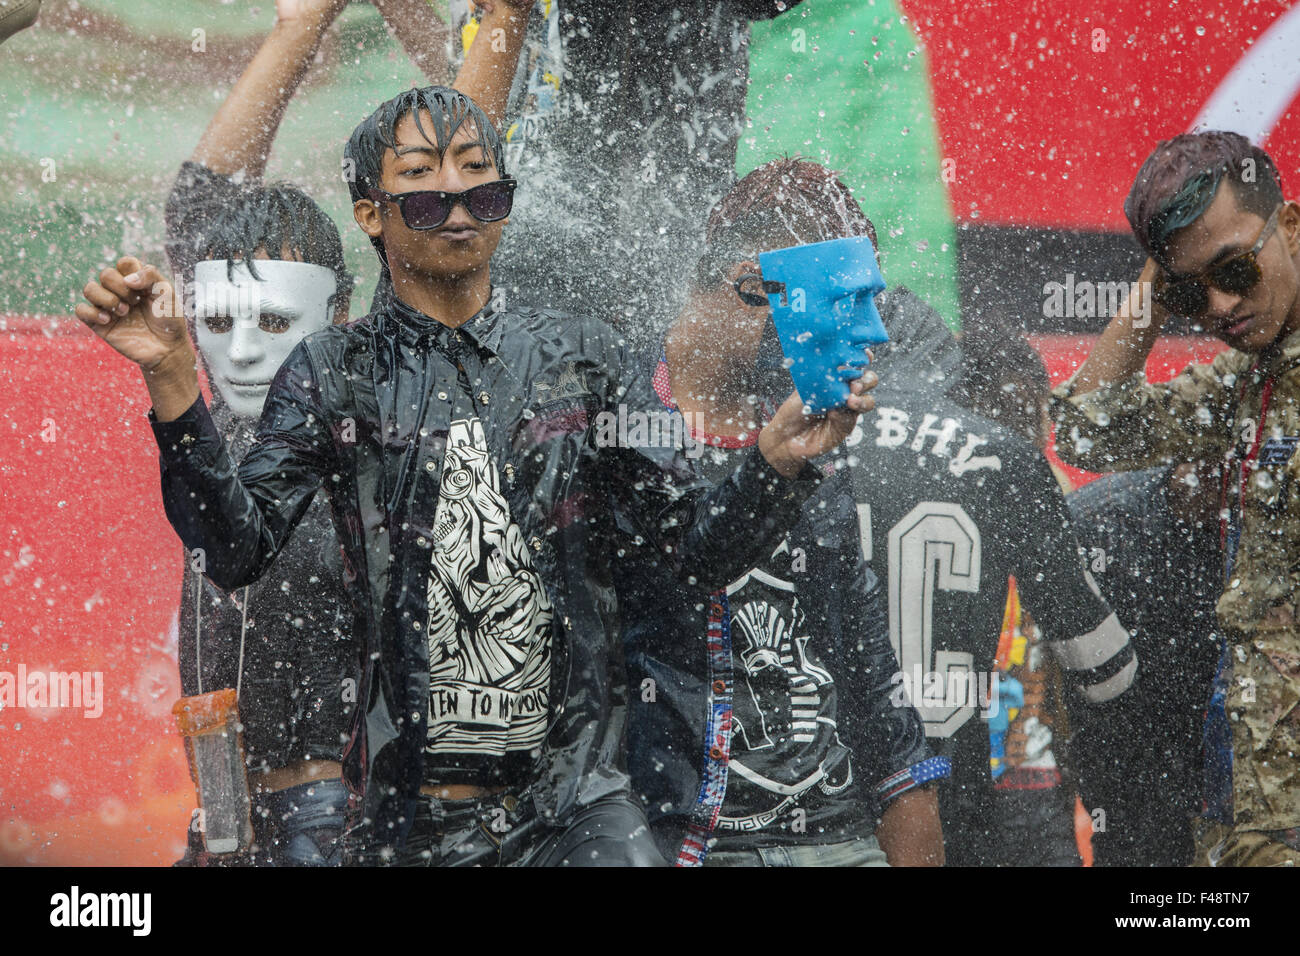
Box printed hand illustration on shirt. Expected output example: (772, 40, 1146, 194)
(426, 419, 553, 690)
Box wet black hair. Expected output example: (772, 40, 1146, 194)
(198, 181, 353, 316)
(343, 86, 506, 273)
(694, 156, 877, 287)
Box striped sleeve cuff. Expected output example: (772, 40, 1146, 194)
(1048, 612, 1138, 703)
(876, 756, 951, 806)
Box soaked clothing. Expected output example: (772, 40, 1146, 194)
(413, 366, 554, 787)
(617, 366, 943, 863)
(851, 288, 1135, 863)
(979, 787, 1081, 867)
(176, 779, 350, 868)
(1067, 466, 1222, 866)
(346, 789, 664, 867)
(983, 585, 1081, 868)
(1193, 819, 1300, 867)
(165, 161, 357, 773)
(1052, 328, 1300, 834)
(149, 293, 821, 857)
(177, 412, 355, 772)
(450, 0, 798, 332)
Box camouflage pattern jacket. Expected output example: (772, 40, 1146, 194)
(1052, 328, 1300, 830)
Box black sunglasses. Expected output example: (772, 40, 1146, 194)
(367, 178, 517, 231)
(1154, 205, 1282, 317)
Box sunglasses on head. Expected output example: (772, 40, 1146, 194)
(367, 178, 517, 231)
(1154, 205, 1282, 317)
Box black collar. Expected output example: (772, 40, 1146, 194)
(385, 290, 505, 356)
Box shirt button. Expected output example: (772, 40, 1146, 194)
(438, 391, 448, 401)
(426, 460, 436, 472)
(709, 747, 725, 761)
(502, 795, 518, 813)
(417, 537, 428, 548)
(479, 392, 490, 405)
(712, 680, 726, 695)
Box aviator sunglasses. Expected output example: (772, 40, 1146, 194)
(367, 178, 517, 231)
(1154, 205, 1282, 317)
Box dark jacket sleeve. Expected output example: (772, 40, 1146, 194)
(607, 343, 824, 592)
(997, 449, 1137, 705)
(150, 339, 336, 590)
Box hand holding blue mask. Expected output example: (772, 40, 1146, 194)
(740, 236, 889, 414)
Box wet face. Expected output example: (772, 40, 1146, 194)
(1161, 185, 1300, 353)
(192, 256, 338, 419)
(353, 112, 506, 282)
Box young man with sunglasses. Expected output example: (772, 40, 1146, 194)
(1053, 130, 1300, 866)
(159, 0, 462, 865)
(75, 86, 872, 866)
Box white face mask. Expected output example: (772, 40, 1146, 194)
(192, 259, 338, 419)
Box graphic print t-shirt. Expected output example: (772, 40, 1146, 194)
(693, 447, 859, 841)
(422, 416, 554, 781)
(845, 381, 1132, 821)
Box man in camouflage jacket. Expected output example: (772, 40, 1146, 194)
(1051, 131, 1300, 865)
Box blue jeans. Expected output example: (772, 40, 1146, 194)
(704, 835, 889, 867)
(346, 790, 666, 867)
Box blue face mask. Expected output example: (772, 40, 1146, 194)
(745, 236, 889, 414)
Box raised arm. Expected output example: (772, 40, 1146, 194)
(76, 258, 334, 589)
(192, 0, 350, 178)
(1050, 254, 1246, 471)
(1064, 258, 1166, 396)
(605, 339, 874, 592)
(372, 0, 453, 86)
(1002, 452, 1137, 705)
(450, 0, 531, 130)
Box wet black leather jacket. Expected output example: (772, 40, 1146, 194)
(150, 296, 821, 846)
